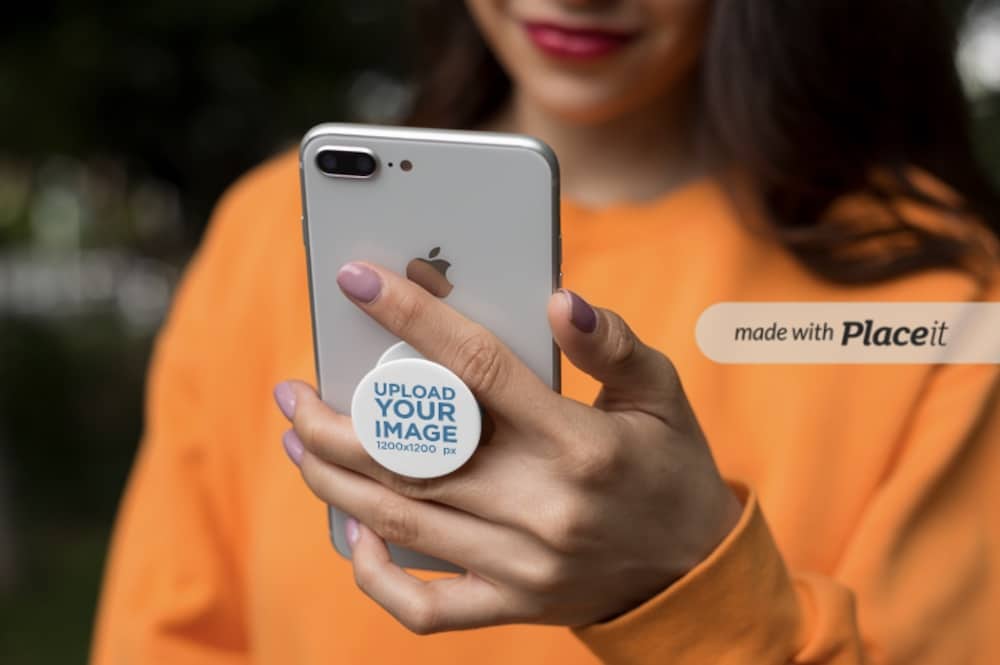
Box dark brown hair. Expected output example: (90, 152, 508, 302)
(405, 1, 1000, 284)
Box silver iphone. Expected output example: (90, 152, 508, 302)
(299, 123, 561, 571)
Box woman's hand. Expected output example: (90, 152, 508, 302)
(274, 261, 743, 633)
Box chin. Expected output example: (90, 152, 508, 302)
(524, 77, 648, 126)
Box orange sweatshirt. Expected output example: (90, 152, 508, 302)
(91, 151, 1000, 664)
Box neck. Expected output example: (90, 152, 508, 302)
(487, 85, 704, 207)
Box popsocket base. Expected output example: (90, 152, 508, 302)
(351, 343, 481, 479)
(376, 340, 423, 365)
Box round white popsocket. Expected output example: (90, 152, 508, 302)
(351, 345, 481, 479)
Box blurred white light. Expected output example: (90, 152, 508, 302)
(30, 185, 82, 249)
(116, 260, 172, 330)
(0, 249, 175, 330)
(958, 6, 1000, 98)
(349, 70, 413, 123)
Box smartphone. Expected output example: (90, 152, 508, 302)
(299, 123, 561, 571)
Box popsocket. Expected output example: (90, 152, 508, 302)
(376, 341, 423, 365)
(351, 342, 481, 479)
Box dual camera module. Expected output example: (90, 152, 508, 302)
(315, 148, 412, 179)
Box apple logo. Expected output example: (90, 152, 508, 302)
(406, 246, 454, 298)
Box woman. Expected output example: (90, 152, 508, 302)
(91, 1, 1000, 664)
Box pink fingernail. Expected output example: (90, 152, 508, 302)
(345, 517, 360, 547)
(282, 429, 304, 466)
(559, 289, 597, 333)
(273, 381, 297, 419)
(337, 262, 382, 303)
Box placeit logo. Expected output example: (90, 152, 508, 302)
(406, 246, 453, 298)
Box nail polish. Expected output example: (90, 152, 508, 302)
(337, 263, 382, 303)
(282, 429, 304, 466)
(561, 289, 597, 333)
(345, 517, 360, 547)
(273, 381, 297, 419)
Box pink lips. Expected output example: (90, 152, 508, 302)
(523, 22, 635, 60)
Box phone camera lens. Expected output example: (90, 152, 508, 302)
(354, 153, 375, 176)
(316, 149, 377, 178)
(316, 151, 338, 174)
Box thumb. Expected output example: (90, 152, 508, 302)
(548, 289, 683, 421)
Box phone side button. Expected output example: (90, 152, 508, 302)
(301, 215, 309, 246)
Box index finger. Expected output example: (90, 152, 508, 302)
(336, 261, 559, 421)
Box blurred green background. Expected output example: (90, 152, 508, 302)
(0, 1, 998, 663)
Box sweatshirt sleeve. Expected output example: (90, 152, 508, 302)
(572, 359, 1000, 664)
(88, 166, 281, 664)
